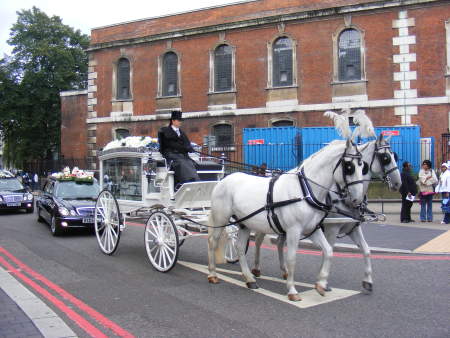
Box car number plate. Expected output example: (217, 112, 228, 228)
(7, 203, 21, 207)
(82, 218, 94, 223)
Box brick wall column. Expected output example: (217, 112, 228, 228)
(87, 54, 98, 170)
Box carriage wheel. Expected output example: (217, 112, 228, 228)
(224, 225, 249, 264)
(94, 189, 122, 255)
(145, 210, 179, 272)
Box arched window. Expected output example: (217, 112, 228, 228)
(115, 128, 130, 140)
(162, 52, 178, 96)
(272, 37, 293, 87)
(272, 120, 294, 127)
(214, 44, 233, 92)
(338, 29, 361, 81)
(117, 58, 131, 99)
(213, 124, 233, 146)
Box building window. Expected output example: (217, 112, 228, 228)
(272, 119, 294, 127)
(214, 44, 233, 92)
(213, 124, 233, 146)
(272, 37, 293, 87)
(162, 52, 178, 96)
(117, 58, 131, 99)
(338, 29, 361, 81)
(115, 128, 130, 140)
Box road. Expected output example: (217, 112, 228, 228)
(1, 211, 449, 338)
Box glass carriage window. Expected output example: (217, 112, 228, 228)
(213, 124, 233, 146)
(115, 129, 130, 140)
(338, 29, 361, 81)
(214, 44, 232, 92)
(103, 157, 142, 201)
(273, 37, 293, 87)
(162, 52, 178, 96)
(117, 58, 131, 99)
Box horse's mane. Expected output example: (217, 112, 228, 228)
(291, 140, 346, 172)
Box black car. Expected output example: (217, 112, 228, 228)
(37, 176, 101, 236)
(0, 171, 34, 213)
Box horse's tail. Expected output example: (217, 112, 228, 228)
(208, 209, 227, 265)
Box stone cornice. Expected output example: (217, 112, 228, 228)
(87, 0, 442, 52)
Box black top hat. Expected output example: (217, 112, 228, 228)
(170, 110, 183, 121)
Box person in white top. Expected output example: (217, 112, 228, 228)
(435, 162, 450, 224)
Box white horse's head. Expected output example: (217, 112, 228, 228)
(332, 139, 366, 207)
(367, 134, 402, 191)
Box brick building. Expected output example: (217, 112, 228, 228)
(60, 0, 450, 169)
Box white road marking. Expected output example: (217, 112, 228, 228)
(178, 261, 360, 309)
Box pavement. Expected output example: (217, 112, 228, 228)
(1, 201, 449, 337)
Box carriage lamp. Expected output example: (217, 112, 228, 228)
(58, 207, 70, 216)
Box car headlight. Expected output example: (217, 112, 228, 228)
(70, 210, 77, 216)
(24, 193, 33, 201)
(58, 207, 70, 216)
(0, 196, 3, 202)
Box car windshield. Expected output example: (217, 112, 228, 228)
(0, 178, 24, 191)
(55, 181, 100, 199)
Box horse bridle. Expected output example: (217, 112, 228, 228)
(369, 142, 399, 182)
(332, 143, 366, 199)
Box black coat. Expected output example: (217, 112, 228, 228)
(158, 126, 194, 157)
(400, 170, 418, 196)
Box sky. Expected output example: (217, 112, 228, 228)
(0, 0, 247, 56)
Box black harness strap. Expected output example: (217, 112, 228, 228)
(298, 168, 333, 212)
(266, 175, 286, 235)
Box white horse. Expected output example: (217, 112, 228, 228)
(207, 140, 366, 301)
(251, 134, 401, 292)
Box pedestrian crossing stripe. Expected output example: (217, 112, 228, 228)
(178, 261, 360, 309)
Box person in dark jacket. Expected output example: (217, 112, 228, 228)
(158, 111, 199, 186)
(400, 161, 418, 223)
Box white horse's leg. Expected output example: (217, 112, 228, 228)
(207, 210, 227, 284)
(285, 228, 301, 301)
(277, 234, 288, 279)
(309, 229, 333, 296)
(252, 232, 265, 277)
(349, 226, 373, 292)
(323, 224, 341, 291)
(237, 227, 258, 289)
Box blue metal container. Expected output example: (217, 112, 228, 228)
(243, 127, 301, 171)
(300, 125, 422, 172)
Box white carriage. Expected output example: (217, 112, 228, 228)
(94, 144, 239, 272)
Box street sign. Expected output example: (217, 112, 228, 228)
(381, 130, 400, 136)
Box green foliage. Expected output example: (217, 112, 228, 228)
(0, 7, 89, 168)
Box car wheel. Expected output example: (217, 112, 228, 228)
(37, 207, 45, 223)
(50, 215, 63, 236)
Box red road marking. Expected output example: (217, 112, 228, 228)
(0, 256, 108, 338)
(0, 247, 135, 338)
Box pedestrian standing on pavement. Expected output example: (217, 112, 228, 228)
(435, 162, 450, 224)
(417, 160, 437, 222)
(33, 173, 39, 191)
(400, 161, 418, 223)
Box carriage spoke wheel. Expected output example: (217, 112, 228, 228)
(145, 210, 179, 272)
(225, 224, 249, 264)
(94, 189, 122, 255)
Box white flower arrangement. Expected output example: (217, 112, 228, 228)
(103, 136, 158, 151)
(51, 167, 94, 183)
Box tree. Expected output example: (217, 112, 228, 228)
(0, 7, 89, 167)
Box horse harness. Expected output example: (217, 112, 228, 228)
(230, 147, 366, 237)
(370, 142, 399, 181)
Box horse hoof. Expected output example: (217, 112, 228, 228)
(208, 276, 220, 284)
(246, 282, 259, 289)
(288, 293, 302, 302)
(315, 283, 326, 296)
(362, 281, 373, 293)
(251, 269, 261, 277)
(282, 273, 288, 280)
